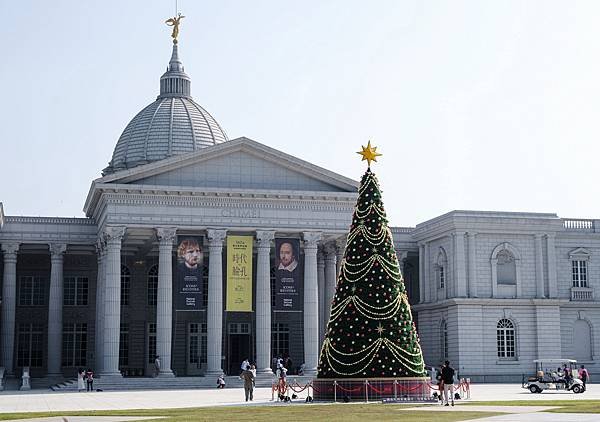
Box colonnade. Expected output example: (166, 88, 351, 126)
(0, 227, 345, 377)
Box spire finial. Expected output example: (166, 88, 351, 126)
(165, 13, 185, 44)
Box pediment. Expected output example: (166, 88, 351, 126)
(84, 137, 358, 216)
(100, 137, 357, 192)
(569, 247, 591, 259)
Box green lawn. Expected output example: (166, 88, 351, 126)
(463, 400, 600, 413)
(0, 405, 502, 422)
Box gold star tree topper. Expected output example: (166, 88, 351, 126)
(357, 140, 382, 167)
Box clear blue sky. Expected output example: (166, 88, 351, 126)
(2, 0, 600, 226)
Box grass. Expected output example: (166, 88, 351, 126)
(463, 399, 600, 413)
(0, 404, 503, 422)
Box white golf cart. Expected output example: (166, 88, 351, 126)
(522, 359, 585, 394)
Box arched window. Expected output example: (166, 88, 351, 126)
(496, 250, 516, 285)
(121, 265, 131, 306)
(436, 248, 448, 289)
(147, 265, 158, 306)
(497, 319, 516, 359)
(491, 243, 522, 298)
(440, 320, 448, 361)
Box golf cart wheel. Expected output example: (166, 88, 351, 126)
(572, 385, 583, 394)
(528, 385, 541, 393)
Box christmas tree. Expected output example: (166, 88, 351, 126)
(317, 142, 425, 378)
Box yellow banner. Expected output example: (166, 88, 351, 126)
(226, 236, 253, 312)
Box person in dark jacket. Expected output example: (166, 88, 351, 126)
(441, 360, 455, 406)
(239, 368, 255, 401)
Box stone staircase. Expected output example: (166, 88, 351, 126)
(50, 374, 314, 391)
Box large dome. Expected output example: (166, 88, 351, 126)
(103, 43, 228, 175)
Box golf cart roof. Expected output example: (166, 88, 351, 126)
(533, 359, 577, 364)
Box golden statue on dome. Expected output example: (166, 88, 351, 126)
(165, 13, 185, 43)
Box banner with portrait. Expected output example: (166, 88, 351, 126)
(175, 236, 204, 311)
(226, 235, 253, 312)
(274, 238, 302, 311)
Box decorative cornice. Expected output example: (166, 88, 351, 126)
(5, 216, 95, 225)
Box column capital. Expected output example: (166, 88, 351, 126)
(49, 243, 67, 258)
(398, 250, 409, 262)
(102, 226, 126, 243)
(545, 232, 556, 240)
(467, 231, 478, 238)
(323, 241, 337, 257)
(302, 231, 322, 249)
(534, 233, 544, 240)
(207, 229, 227, 246)
(335, 236, 347, 250)
(1, 242, 20, 256)
(317, 246, 325, 262)
(156, 227, 177, 244)
(256, 230, 275, 247)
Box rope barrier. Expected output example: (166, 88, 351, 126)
(336, 384, 363, 393)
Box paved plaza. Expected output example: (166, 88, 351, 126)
(0, 383, 597, 421)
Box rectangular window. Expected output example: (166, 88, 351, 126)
(17, 323, 44, 367)
(62, 323, 87, 367)
(572, 260, 588, 288)
(64, 277, 89, 306)
(147, 323, 156, 364)
(147, 277, 157, 306)
(200, 323, 207, 365)
(271, 323, 290, 360)
(439, 267, 445, 289)
(189, 323, 200, 364)
(121, 277, 130, 306)
(497, 328, 516, 358)
(19, 276, 45, 306)
(119, 323, 129, 367)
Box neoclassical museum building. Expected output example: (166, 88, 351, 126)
(1, 37, 599, 384)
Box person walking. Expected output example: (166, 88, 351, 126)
(77, 369, 85, 392)
(154, 355, 161, 377)
(441, 360, 455, 406)
(85, 368, 94, 392)
(580, 365, 591, 389)
(240, 367, 255, 401)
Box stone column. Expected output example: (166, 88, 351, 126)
(1, 242, 19, 375)
(206, 229, 227, 376)
(454, 232, 467, 298)
(535, 234, 545, 299)
(47, 243, 67, 377)
(302, 231, 321, 376)
(467, 232, 478, 298)
(546, 234, 558, 298)
(317, 248, 326, 347)
(101, 226, 126, 376)
(255, 230, 274, 375)
(324, 242, 337, 332)
(94, 238, 106, 373)
(418, 243, 425, 304)
(156, 227, 177, 377)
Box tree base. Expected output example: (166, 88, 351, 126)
(312, 377, 433, 402)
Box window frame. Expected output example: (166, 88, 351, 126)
(496, 318, 517, 360)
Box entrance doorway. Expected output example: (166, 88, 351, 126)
(187, 322, 207, 375)
(228, 322, 251, 374)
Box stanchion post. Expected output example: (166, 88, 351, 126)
(394, 379, 397, 399)
(365, 380, 369, 402)
(334, 380, 337, 402)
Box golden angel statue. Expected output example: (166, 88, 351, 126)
(165, 13, 185, 42)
